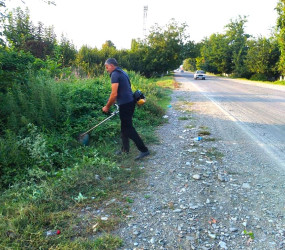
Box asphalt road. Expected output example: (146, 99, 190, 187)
(175, 71, 285, 169)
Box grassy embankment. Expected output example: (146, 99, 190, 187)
(232, 77, 285, 86)
(0, 73, 177, 249)
(212, 73, 285, 86)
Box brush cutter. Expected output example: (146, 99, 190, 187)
(78, 104, 119, 146)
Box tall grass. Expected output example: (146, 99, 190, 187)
(0, 71, 171, 248)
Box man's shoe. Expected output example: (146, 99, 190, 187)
(135, 151, 150, 160)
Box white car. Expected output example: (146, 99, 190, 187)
(194, 70, 206, 80)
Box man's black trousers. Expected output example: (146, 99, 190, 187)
(119, 101, 148, 153)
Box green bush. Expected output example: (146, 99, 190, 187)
(0, 70, 168, 188)
(0, 47, 35, 92)
(250, 73, 268, 81)
(0, 65, 171, 248)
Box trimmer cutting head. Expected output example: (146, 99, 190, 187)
(77, 104, 119, 146)
(78, 133, 90, 146)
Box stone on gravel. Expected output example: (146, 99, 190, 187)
(230, 227, 238, 232)
(173, 209, 182, 213)
(218, 174, 226, 182)
(242, 183, 251, 189)
(208, 232, 216, 239)
(192, 174, 201, 180)
(219, 241, 228, 249)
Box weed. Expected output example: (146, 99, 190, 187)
(178, 116, 191, 121)
(185, 125, 195, 129)
(74, 193, 88, 203)
(243, 230, 255, 239)
(203, 137, 216, 142)
(198, 130, 211, 136)
(125, 197, 134, 203)
(206, 147, 224, 161)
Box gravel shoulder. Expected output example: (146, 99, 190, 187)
(114, 78, 285, 249)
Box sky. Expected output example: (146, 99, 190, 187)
(5, 0, 279, 50)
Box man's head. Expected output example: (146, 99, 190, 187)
(105, 58, 118, 73)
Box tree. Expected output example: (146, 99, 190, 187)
(199, 33, 232, 74)
(134, 19, 189, 77)
(100, 40, 117, 60)
(3, 7, 35, 50)
(0, 0, 6, 18)
(276, 0, 285, 76)
(59, 34, 77, 67)
(75, 45, 103, 77)
(102, 40, 116, 50)
(182, 41, 201, 71)
(182, 40, 200, 59)
(0, 0, 56, 17)
(0, 47, 35, 92)
(245, 36, 279, 80)
(225, 15, 250, 77)
(183, 57, 196, 72)
(3, 7, 58, 59)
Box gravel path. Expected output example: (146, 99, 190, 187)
(114, 78, 285, 249)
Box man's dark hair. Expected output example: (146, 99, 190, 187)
(105, 58, 118, 66)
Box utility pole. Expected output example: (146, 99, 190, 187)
(143, 5, 148, 37)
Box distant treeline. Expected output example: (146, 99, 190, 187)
(183, 15, 280, 81)
(184, 1, 285, 81)
(2, 3, 285, 87)
(0, 7, 190, 87)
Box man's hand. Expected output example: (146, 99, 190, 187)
(102, 106, 109, 113)
(103, 83, 118, 113)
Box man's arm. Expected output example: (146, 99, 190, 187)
(102, 83, 118, 113)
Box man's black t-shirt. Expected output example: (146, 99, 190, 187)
(110, 67, 134, 105)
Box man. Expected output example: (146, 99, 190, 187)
(103, 58, 150, 160)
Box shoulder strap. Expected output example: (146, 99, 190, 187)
(114, 68, 131, 87)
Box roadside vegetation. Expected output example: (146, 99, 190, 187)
(0, 6, 178, 248)
(0, 72, 173, 249)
